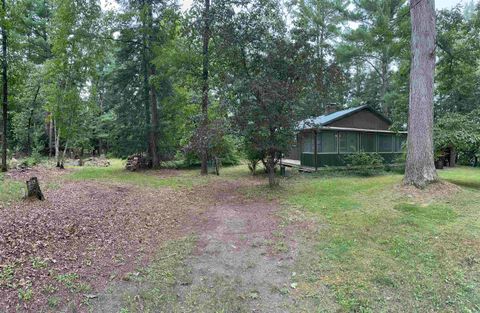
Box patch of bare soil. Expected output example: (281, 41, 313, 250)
(5, 166, 70, 183)
(182, 181, 297, 312)
(395, 180, 462, 203)
(0, 173, 200, 312)
(93, 179, 299, 312)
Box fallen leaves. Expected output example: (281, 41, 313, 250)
(0, 171, 201, 312)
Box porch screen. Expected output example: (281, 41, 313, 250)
(302, 133, 314, 153)
(339, 132, 358, 153)
(360, 133, 376, 152)
(317, 131, 337, 153)
(378, 134, 394, 152)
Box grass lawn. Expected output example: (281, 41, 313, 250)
(0, 173, 24, 207)
(67, 159, 256, 189)
(278, 167, 480, 312)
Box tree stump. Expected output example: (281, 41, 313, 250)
(26, 177, 45, 201)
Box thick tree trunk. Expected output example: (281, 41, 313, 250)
(1, 0, 8, 172)
(404, 0, 437, 188)
(200, 0, 210, 176)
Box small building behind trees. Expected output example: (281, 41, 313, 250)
(286, 105, 407, 169)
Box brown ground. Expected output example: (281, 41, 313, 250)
(1, 168, 201, 312)
(395, 180, 462, 202)
(0, 167, 296, 312)
(181, 181, 296, 312)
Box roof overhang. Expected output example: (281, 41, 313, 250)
(300, 126, 407, 134)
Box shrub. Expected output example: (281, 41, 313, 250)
(343, 152, 384, 176)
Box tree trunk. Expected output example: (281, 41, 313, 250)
(26, 85, 40, 154)
(403, 0, 437, 188)
(55, 123, 60, 167)
(48, 114, 53, 157)
(59, 141, 68, 169)
(79, 147, 84, 166)
(267, 153, 277, 188)
(380, 56, 389, 115)
(25, 177, 45, 201)
(1, 0, 8, 172)
(147, 2, 159, 168)
(149, 70, 159, 167)
(449, 147, 456, 167)
(141, 0, 152, 162)
(200, 0, 210, 176)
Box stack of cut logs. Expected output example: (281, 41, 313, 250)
(125, 154, 151, 171)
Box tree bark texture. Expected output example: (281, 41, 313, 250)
(26, 177, 45, 201)
(267, 152, 278, 187)
(404, 0, 438, 188)
(1, 0, 8, 172)
(200, 0, 210, 176)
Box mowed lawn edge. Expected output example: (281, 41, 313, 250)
(262, 167, 480, 312)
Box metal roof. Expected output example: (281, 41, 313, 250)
(298, 105, 391, 129)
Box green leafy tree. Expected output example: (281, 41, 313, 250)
(339, 0, 409, 116)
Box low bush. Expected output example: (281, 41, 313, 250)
(343, 152, 384, 176)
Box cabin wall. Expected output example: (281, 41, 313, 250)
(328, 110, 390, 130)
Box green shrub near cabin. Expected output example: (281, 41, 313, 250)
(343, 152, 385, 176)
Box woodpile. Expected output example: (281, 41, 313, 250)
(125, 154, 151, 171)
(82, 157, 110, 167)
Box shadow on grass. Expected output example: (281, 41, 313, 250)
(443, 178, 480, 190)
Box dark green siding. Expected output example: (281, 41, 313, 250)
(299, 131, 406, 168)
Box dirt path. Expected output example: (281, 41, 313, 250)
(181, 181, 296, 312)
(93, 179, 298, 313)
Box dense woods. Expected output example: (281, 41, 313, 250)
(0, 0, 479, 185)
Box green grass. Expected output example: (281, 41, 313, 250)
(0, 173, 24, 206)
(279, 168, 480, 312)
(439, 166, 480, 190)
(273, 167, 480, 312)
(67, 159, 207, 189)
(68, 159, 258, 189)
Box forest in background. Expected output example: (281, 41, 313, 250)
(0, 0, 480, 173)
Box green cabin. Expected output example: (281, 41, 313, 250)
(286, 105, 407, 168)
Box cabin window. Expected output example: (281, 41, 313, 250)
(378, 134, 394, 152)
(317, 131, 337, 153)
(395, 135, 406, 152)
(360, 133, 376, 152)
(339, 132, 358, 153)
(302, 133, 314, 153)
